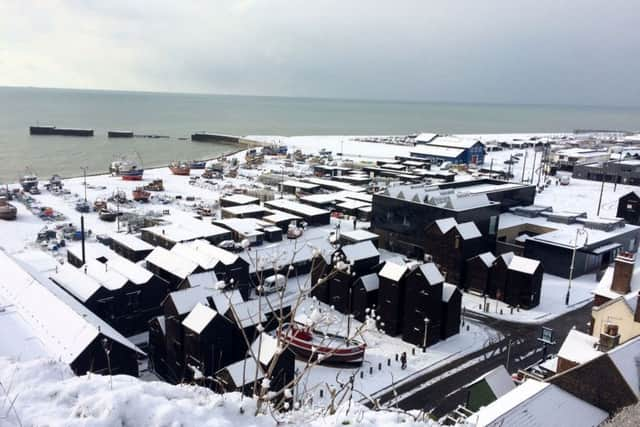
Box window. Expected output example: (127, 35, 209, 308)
(489, 216, 498, 235)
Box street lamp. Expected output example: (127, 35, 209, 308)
(565, 228, 588, 306)
(422, 318, 430, 352)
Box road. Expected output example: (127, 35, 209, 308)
(370, 303, 593, 418)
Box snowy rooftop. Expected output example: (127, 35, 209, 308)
(219, 194, 259, 205)
(301, 177, 365, 193)
(508, 255, 541, 275)
(262, 209, 302, 225)
(265, 198, 330, 217)
(84, 259, 129, 291)
(340, 240, 379, 262)
(250, 332, 280, 366)
(442, 283, 457, 302)
(142, 220, 230, 243)
(171, 242, 220, 270)
(477, 252, 497, 267)
(281, 179, 320, 190)
(465, 365, 515, 398)
(420, 263, 445, 285)
(593, 260, 640, 300)
(186, 239, 240, 266)
(146, 246, 199, 279)
(379, 260, 408, 282)
(429, 136, 480, 149)
(557, 329, 602, 365)
(0, 250, 143, 365)
(608, 336, 640, 398)
(340, 229, 378, 242)
(467, 379, 608, 427)
(105, 256, 153, 285)
(435, 217, 457, 233)
(456, 221, 482, 240)
(182, 302, 218, 334)
(108, 232, 153, 252)
(221, 204, 267, 216)
(410, 145, 465, 159)
(358, 273, 379, 291)
(167, 285, 219, 315)
(50, 263, 102, 302)
(224, 357, 264, 386)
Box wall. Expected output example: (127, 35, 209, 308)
(591, 300, 640, 344)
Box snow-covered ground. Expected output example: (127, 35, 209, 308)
(0, 358, 440, 427)
(292, 300, 501, 405)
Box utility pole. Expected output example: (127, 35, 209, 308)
(597, 174, 606, 216)
(614, 149, 623, 192)
(489, 158, 494, 179)
(506, 338, 512, 372)
(530, 149, 538, 183)
(521, 151, 528, 183)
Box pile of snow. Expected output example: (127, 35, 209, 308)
(0, 358, 441, 427)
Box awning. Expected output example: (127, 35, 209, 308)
(589, 242, 622, 255)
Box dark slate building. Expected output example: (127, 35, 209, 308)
(488, 252, 514, 301)
(351, 273, 380, 321)
(617, 191, 640, 225)
(162, 285, 221, 383)
(146, 246, 200, 291)
(465, 252, 496, 295)
(50, 260, 167, 337)
(249, 332, 296, 398)
(441, 283, 462, 339)
(402, 263, 444, 347)
(0, 251, 144, 377)
(424, 218, 484, 287)
(503, 255, 543, 309)
(371, 180, 530, 257)
(182, 303, 241, 382)
(148, 315, 168, 379)
(377, 260, 411, 336)
(108, 232, 154, 262)
(332, 241, 380, 276)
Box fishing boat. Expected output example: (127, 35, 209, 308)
(0, 197, 17, 220)
(20, 169, 38, 192)
(93, 198, 107, 211)
(132, 187, 151, 202)
(279, 323, 366, 365)
(99, 208, 118, 222)
(144, 179, 164, 191)
(169, 161, 191, 176)
(189, 160, 207, 169)
(75, 200, 91, 213)
(110, 153, 144, 181)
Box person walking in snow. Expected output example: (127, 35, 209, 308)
(400, 352, 407, 370)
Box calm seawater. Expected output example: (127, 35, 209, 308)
(1, 86, 639, 182)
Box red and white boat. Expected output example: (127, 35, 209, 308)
(279, 323, 365, 365)
(169, 161, 191, 176)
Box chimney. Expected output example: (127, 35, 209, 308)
(599, 323, 621, 351)
(611, 252, 635, 295)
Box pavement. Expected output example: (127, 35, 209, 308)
(368, 302, 593, 418)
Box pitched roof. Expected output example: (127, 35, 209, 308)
(222, 357, 264, 386)
(466, 365, 515, 398)
(108, 232, 153, 252)
(456, 221, 482, 240)
(182, 303, 218, 334)
(379, 260, 408, 282)
(0, 250, 143, 365)
(340, 241, 379, 262)
(358, 273, 380, 291)
(146, 246, 198, 279)
(477, 252, 497, 267)
(167, 285, 219, 315)
(419, 262, 445, 285)
(608, 336, 640, 398)
(84, 259, 129, 291)
(50, 263, 102, 302)
(187, 239, 240, 266)
(467, 379, 608, 427)
(508, 255, 541, 275)
(557, 329, 602, 365)
(434, 217, 457, 233)
(250, 332, 280, 366)
(442, 283, 459, 302)
(171, 242, 219, 270)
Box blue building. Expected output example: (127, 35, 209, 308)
(410, 136, 485, 165)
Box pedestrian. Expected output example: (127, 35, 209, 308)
(353, 217, 357, 230)
(400, 352, 407, 370)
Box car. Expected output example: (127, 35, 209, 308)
(261, 274, 287, 294)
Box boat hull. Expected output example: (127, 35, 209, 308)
(279, 324, 365, 365)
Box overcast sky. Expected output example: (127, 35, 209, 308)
(1, 0, 639, 106)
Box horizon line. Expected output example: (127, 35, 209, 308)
(2, 84, 640, 110)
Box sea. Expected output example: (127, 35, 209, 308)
(1, 86, 639, 183)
